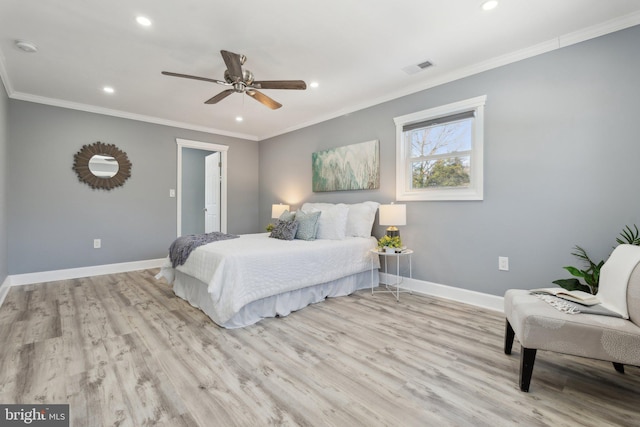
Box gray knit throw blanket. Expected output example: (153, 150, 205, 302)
(169, 232, 239, 268)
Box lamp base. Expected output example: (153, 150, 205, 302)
(385, 226, 400, 238)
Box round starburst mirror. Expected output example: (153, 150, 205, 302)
(73, 141, 132, 190)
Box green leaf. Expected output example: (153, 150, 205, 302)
(563, 266, 585, 278)
(551, 279, 591, 293)
(616, 224, 640, 246)
(571, 245, 591, 265)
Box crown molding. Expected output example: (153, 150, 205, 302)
(559, 10, 640, 47)
(3, 13, 640, 142)
(261, 14, 640, 140)
(9, 91, 260, 141)
(0, 49, 13, 96)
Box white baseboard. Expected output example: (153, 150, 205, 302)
(0, 263, 504, 316)
(379, 272, 504, 313)
(6, 258, 166, 287)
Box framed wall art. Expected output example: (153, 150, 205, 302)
(312, 139, 379, 192)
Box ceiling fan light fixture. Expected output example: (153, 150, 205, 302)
(163, 49, 306, 110)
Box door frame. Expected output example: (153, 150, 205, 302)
(176, 138, 228, 237)
(204, 152, 221, 233)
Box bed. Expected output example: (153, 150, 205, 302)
(157, 202, 381, 328)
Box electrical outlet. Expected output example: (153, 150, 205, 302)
(94, 239, 101, 249)
(498, 256, 509, 271)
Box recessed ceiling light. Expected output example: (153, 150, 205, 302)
(103, 86, 115, 94)
(15, 40, 38, 53)
(136, 16, 152, 26)
(481, 1, 498, 11)
(310, 81, 319, 89)
(235, 116, 243, 122)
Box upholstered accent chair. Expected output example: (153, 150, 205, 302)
(503, 244, 640, 392)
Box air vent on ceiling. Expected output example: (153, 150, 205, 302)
(402, 59, 434, 75)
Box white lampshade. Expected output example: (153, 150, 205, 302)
(379, 203, 406, 227)
(271, 203, 290, 219)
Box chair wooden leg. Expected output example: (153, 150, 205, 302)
(504, 319, 515, 355)
(520, 347, 537, 392)
(613, 362, 625, 374)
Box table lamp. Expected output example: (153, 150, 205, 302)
(379, 203, 406, 238)
(271, 203, 290, 219)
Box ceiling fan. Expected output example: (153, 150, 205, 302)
(162, 50, 307, 110)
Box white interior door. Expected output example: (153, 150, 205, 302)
(205, 152, 221, 233)
(177, 138, 228, 237)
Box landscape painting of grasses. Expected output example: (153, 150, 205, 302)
(312, 140, 379, 192)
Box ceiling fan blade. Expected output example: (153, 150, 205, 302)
(246, 90, 282, 110)
(205, 89, 235, 104)
(252, 80, 307, 90)
(161, 71, 228, 85)
(220, 50, 243, 81)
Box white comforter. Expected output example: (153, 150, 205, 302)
(159, 233, 379, 324)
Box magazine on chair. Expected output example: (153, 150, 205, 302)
(529, 287, 600, 306)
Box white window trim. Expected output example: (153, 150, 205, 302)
(393, 95, 486, 201)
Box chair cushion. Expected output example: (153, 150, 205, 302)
(504, 289, 640, 365)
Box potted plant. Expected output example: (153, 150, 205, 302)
(553, 224, 640, 294)
(378, 235, 402, 253)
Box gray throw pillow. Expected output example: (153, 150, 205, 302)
(295, 211, 321, 241)
(269, 219, 299, 240)
(279, 210, 296, 221)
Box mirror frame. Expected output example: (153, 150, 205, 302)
(73, 141, 132, 190)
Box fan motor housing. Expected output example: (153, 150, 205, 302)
(224, 69, 254, 85)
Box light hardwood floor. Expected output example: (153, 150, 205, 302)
(0, 269, 638, 426)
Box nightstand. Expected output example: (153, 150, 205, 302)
(370, 248, 413, 301)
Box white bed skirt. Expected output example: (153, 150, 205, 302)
(172, 269, 372, 328)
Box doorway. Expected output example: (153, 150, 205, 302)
(176, 138, 228, 237)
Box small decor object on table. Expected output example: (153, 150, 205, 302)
(377, 235, 403, 254)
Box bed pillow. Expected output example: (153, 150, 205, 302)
(295, 211, 321, 241)
(346, 201, 380, 237)
(278, 210, 296, 221)
(301, 203, 349, 240)
(269, 219, 299, 240)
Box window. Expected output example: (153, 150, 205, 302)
(394, 95, 486, 201)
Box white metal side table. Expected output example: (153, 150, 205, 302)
(370, 248, 413, 302)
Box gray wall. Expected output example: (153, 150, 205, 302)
(260, 25, 640, 297)
(0, 80, 8, 283)
(8, 101, 259, 274)
(181, 147, 208, 236)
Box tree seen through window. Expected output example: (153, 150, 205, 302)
(407, 118, 472, 189)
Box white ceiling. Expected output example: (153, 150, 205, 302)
(1, 1, 640, 141)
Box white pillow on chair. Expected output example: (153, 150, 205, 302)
(597, 244, 640, 319)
